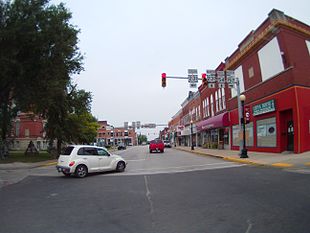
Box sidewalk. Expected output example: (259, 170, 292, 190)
(0, 159, 57, 170)
(174, 146, 310, 169)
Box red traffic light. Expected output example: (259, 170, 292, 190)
(202, 73, 207, 84)
(161, 73, 167, 88)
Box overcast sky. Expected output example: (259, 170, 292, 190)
(52, 0, 310, 128)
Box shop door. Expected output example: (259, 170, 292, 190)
(287, 121, 294, 151)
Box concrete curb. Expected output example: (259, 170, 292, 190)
(173, 147, 294, 168)
(0, 160, 57, 170)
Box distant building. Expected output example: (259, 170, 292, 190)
(9, 112, 48, 151)
(97, 121, 137, 146)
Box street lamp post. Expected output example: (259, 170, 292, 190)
(190, 120, 194, 150)
(174, 129, 177, 147)
(240, 94, 248, 158)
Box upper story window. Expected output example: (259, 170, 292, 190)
(218, 89, 222, 111)
(202, 99, 206, 118)
(248, 66, 254, 78)
(306, 40, 310, 56)
(258, 36, 284, 82)
(25, 129, 30, 137)
(215, 91, 219, 112)
(206, 97, 210, 117)
(231, 65, 244, 98)
(221, 88, 226, 110)
(210, 94, 214, 117)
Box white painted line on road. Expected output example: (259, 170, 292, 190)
(144, 176, 154, 214)
(131, 162, 236, 171)
(118, 164, 246, 176)
(126, 159, 146, 162)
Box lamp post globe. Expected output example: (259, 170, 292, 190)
(240, 94, 246, 102)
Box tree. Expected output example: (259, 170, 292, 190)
(45, 88, 99, 154)
(0, 0, 96, 156)
(138, 134, 148, 145)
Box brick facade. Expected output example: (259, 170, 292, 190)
(96, 121, 137, 146)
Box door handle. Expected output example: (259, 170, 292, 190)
(83, 158, 87, 160)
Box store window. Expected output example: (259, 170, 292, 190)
(232, 123, 254, 147)
(232, 125, 240, 146)
(257, 117, 277, 147)
(221, 88, 226, 110)
(246, 122, 254, 147)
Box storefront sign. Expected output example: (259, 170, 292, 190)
(253, 99, 276, 116)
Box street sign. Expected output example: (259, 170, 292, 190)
(206, 70, 216, 83)
(226, 70, 235, 89)
(187, 69, 198, 84)
(217, 71, 225, 83)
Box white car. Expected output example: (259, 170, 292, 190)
(56, 145, 127, 178)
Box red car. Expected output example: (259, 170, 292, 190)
(149, 139, 164, 153)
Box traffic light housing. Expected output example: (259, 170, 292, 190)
(161, 73, 167, 88)
(202, 73, 207, 85)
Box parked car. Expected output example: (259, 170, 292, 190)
(164, 140, 172, 148)
(117, 143, 126, 150)
(56, 145, 127, 178)
(149, 139, 164, 153)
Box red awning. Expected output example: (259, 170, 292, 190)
(196, 112, 230, 131)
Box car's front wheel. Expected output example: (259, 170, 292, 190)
(75, 165, 88, 178)
(116, 161, 126, 172)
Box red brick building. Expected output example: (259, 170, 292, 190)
(96, 121, 137, 146)
(9, 112, 47, 151)
(169, 9, 310, 154)
(227, 9, 310, 153)
(196, 62, 231, 149)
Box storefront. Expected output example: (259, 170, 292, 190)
(196, 112, 230, 149)
(179, 125, 197, 147)
(229, 86, 310, 153)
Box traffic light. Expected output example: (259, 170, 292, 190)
(161, 73, 167, 88)
(202, 73, 207, 85)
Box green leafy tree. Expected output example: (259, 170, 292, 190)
(138, 134, 148, 145)
(0, 0, 97, 156)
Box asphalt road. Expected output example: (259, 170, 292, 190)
(1, 146, 310, 233)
